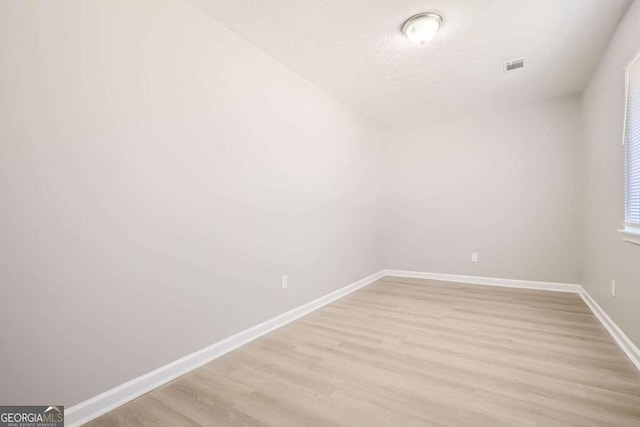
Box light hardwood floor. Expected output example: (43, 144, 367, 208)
(87, 277, 640, 426)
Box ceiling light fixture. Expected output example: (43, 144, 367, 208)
(402, 12, 443, 45)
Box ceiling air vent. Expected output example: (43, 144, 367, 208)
(504, 58, 525, 73)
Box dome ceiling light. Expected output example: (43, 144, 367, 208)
(402, 12, 443, 45)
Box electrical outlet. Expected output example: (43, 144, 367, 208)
(611, 280, 616, 297)
(281, 275, 288, 290)
(471, 252, 479, 263)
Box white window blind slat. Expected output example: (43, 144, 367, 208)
(625, 53, 640, 227)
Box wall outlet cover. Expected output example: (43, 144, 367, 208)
(611, 280, 616, 297)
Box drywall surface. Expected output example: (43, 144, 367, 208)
(383, 97, 583, 284)
(0, 0, 383, 405)
(581, 0, 640, 348)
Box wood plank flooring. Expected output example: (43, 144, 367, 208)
(87, 277, 640, 426)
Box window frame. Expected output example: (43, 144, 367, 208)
(618, 50, 640, 245)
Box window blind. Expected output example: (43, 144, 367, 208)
(624, 55, 640, 228)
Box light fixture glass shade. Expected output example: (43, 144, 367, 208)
(402, 13, 442, 44)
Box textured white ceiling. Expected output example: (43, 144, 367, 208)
(189, 0, 632, 126)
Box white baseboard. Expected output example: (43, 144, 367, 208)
(65, 268, 640, 425)
(64, 270, 386, 426)
(384, 269, 582, 293)
(578, 288, 640, 372)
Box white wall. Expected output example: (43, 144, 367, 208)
(383, 97, 583, 283)
(582, 0, 640, 347)
(0, 0, 383, 406)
